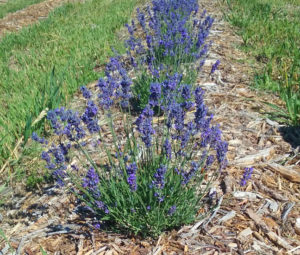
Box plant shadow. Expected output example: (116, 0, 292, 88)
(278, 125, 300, 148)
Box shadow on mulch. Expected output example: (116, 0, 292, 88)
(278, 125, 300, 148)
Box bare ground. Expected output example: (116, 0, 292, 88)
(0, 0, 300, 254)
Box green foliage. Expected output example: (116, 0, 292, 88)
(132, 72, 155, 111)
(81, 155, 206, 237)
(23, 67, 65, 147)
(40, 246, 48, 255)
(0, 228, 14, 253)
(223, 0, 300, 125)
(26, 172, 45, 189)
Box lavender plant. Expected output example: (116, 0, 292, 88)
(34, 63, 228, 237)
(124, 0, 215, 109)
(32, 0, 226, 238)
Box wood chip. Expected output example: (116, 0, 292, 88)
(266, 163, 300, 183)
(246, 209, 269, 233)
(253, 231, 264, 242)
(228, 243, 238, 248)
(218, 210, 236, 223)
(237, 227, 252, 239)
(233, 191, 261, 200)
(91, 246, 107, 255)
(255, 181, 288, 201)
(281, 202, 295, 222)
(266, 231, 293, 250)
(295, 218, 300, 235)
(233, 147, 276, 166)
(265, 199, 279, 213)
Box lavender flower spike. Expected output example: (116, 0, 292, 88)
(82, 167, 100, 189)
(168, 205, 177, 216)
(152, 164, 167, 189)
(135, 105, 155, 148)
(210, 60, 220, 74)
(240, 167, 254, 186)
(126, 163, 138, 191)
(80, 86, 92, 99)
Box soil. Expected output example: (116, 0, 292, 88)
(0, 0, 300, 254)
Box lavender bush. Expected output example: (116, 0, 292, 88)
(33, 0, 227, 238)
(34, 67, 227, 237)
(125, 0, 215, 109)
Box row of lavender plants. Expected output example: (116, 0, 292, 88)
(33, 0, 227, 237)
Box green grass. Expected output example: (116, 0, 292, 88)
(0, 0, 143, 168)
(223, 0, 300, 125)
(0, 0, 45, 19)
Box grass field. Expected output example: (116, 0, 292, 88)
(0, 0, 143, 168)
(223, 0, 300, 125)
(0, 0, 45, 19)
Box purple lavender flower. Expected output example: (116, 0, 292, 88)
(126, 0, 214, 81)
(97, 57, 132, 110)
(216, 140, 228, 169)
(137, 8, 146, 31)
(41, 151, 51, 164)
(32, 132, 48, 144)
(194, 87, 208, 131)
(81, 100, 100, 133)
(125, 23, 134, 36)
(82, 167, 100, 189)
(149, 82, 161, 107)
(47, 107, 85, 141)
(50, 146, 66, 165)
(181, 161, 199, 185)
(241, 167, 254, 186)
(120, 76, 132, 108)
(168, 205, 177, 215)
(179, 121, 195, 149)
(152, 164, 167, 189)
(97, 78, 115, 109)
(205, 155, 215, 170)
(181, 84, 191, 100)
(93, 222, 101, 230)
(154, 192, 165, 202)
(210, 60, 220, 74)
(53, 166, 66, 186)
(135, 105, 155, 148)
(126, 163, 138, 191)
(167, 102, 185, 131)
(95, 200, 109, 214)
(163, 139, 172, 159)
(80, 86, 92, 99)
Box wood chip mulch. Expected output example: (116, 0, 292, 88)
(0, 0, 299, 254)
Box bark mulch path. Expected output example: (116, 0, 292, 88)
(0, 0, 77, 39)
(1, 0, 300, 254)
